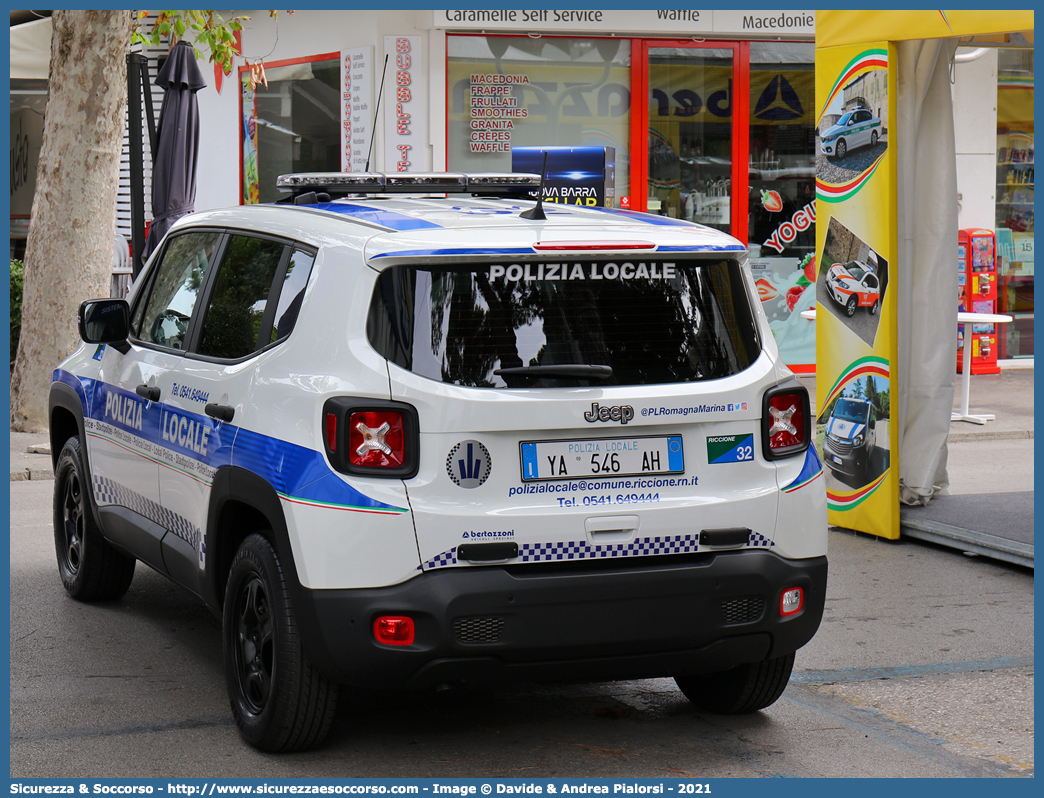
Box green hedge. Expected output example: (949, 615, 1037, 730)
(11, 259, 23, 368)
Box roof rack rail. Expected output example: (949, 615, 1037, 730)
(276, 171, 542, 200)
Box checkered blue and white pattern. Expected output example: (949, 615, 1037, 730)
(749, 531, 774, 548)
(93, 476, 203, 560)
(421, 531, 776, 571)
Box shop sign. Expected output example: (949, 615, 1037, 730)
(384, 35, 429, 172)
(763, 201, 817, 254)
(341, 47, 373, 173)
(431, 10, 815, 37)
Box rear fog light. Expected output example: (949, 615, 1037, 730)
(374, 616, 415, 646)
(780, 587, 803, 616)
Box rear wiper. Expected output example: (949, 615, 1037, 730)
(493, 364, 613, 379)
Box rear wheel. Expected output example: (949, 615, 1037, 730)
(53, 437, 135, 601)
(870, 298, 880, 315)
(845, 295, 858, 317)
(871, 130, 879, 147)
(223, 533, 338, 752)
(675, 653, 795, 714)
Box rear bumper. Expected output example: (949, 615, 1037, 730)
(295, 549, 828, 689)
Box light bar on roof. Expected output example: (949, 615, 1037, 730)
(275, 171, 542, 196)
(384, 172, 467, 191)
(277, 172, 385, 191)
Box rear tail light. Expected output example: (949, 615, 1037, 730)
(322, 398, 419, 478)
(761, 385, 810, 460)
(349, 410, 405, 468)
(373, 616, 415, 646)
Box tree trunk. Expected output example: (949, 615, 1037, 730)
(10, 10, 135, 431)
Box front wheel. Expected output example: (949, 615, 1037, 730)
(53, 437, 135, 601)
(835, 139, 848, 159)
(675, 653, 795, 714)
(223, 533, 338, 752)
(845, 295, 858, 317)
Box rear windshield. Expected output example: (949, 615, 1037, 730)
(367, 259, 760, 388)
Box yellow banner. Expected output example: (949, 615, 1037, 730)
(817, 10, 1034, 48)
(814, 42, 899, 539)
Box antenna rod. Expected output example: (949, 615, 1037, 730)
(365, 54, 390, 172)
(520, 151, 548, 221)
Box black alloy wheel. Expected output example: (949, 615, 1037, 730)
(53, 437, 135, 601)
(223, 533, 338, 752)
(232, 573, 274, 714)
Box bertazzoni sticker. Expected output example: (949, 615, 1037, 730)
(707, 434, 755, 464)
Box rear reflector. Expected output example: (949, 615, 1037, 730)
(325, 413, 338, 452)
(374, 616, 415, 646)
(780, 587, 803, 616)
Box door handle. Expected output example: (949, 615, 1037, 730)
(205, 403, 235, 423)
(135, 384, 160, 402)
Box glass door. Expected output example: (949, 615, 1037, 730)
(636, 41, 747, 241)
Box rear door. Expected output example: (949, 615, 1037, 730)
(157, 235, 316, 582)
(370, 255, 782, 570)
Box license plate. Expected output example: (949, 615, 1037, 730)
(520, 435, 684, 481)
(833, 456, 843, 465)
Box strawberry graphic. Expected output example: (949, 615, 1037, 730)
(760, 189, 783, 212)
(785, 285, 805, 312)
(801, 253, 817, 283)
(755, 278, 778, 302)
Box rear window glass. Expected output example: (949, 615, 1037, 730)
(368, 259, 760, 388)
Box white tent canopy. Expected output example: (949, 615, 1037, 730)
(11, 17, 53, 81)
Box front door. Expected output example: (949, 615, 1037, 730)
(638, 41, 745, 241)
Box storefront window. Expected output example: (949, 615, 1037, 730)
(447, 36, 631, 201)
(995, 47, 1034, 359)
(646, 47, 734, 230)
(241, 55, 340, 204)
(747, 41, 816, 369)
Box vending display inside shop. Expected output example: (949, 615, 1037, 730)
(957, 228, 1000, 375)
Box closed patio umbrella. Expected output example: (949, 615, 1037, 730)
(142, 40, 206, 260)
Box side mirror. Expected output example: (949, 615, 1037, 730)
(78, 298, 131, 353)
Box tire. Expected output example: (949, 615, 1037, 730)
(871, 130, 879, 147)
(870, 298, 880, 316)
(845, 295, 857, 317)
(675, 652, 795, 714)
(223, 533, 338, 752)
(835, 139, 847, 159)
(53, 437, 135, 601)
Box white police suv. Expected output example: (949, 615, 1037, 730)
(50, 171, 827, 752)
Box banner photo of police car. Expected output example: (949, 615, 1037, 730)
(814, 41, 899, 540)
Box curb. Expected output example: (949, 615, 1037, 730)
(11, 469, 54, 482)
(947, 429, 1034, 443)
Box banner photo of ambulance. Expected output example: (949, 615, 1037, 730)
(816, 373, 891, 491)
(816, 216, 889, 348)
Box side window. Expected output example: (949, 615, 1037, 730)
(269, 248, 316, 345)
(197, 234, 288, 360)
(133, 231, 221, 350)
